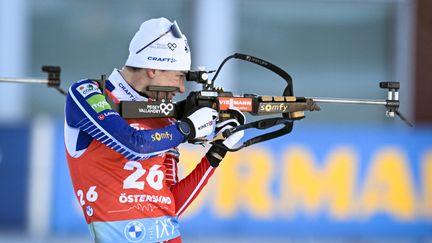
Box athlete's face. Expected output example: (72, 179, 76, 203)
(148, 70, 186, 100)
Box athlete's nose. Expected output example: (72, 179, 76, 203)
(178, 78, 185, 93)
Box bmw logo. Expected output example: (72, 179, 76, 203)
(124, 221, 146, 242)
(86, 205, 94, 217)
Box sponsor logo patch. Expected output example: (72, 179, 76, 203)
(218, 97, 253, 111)
(76, 83, 100, 97)
(86, 94, 111, 113)
(150, 43, 169, 50)
(147, 56, 177, 63)
(118, 83, 137, 101)
(124, 221, 146, 242)
(151, 132, 173, 141)
(198, 120, 213, 131)
(137, 102, 174, 116)
(159, 102, 174, 115)
(86, 205, 94, 217)
(98, 111, 118, 120)
(167, 42, 177, 51)
(258, 103, 290, 113)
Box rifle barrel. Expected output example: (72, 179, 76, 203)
(311, 97, 387, 106)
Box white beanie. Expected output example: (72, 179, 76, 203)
(125, 17, 191, 71)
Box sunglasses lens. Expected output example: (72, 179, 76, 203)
(136, 20, 184, 54)
(171, 21, 183, 38)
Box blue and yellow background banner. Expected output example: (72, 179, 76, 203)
(46, 123, 432, 238)
(178, 125, 432, 237)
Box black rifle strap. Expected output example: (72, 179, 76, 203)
(211, 53, 295, 151)
(214, 117, 294, 152)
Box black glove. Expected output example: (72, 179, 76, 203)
(206, 142, 229, 167)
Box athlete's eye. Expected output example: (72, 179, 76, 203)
(177, 73, 186, 80)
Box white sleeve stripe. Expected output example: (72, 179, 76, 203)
(99, 135, 108, 141)
(85, 126, 100, 133)
(176, 166, 214, 216)
(172, 158, 177, 183)
(81, 125, 96, 133)
(88, 130, 101, 137)
(93, 131, 103, 137)
(76, 120, 91, 127)
(79, 122, 94, 129)
(79, 122, 93, 128)
(94, 134, 105, 140)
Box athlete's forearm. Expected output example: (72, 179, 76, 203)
(65, 79, 185, 160)
(171, 156, 215, 216)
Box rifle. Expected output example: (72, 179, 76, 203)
(105, 53, 412, 151)
(0, 53, 413, 151)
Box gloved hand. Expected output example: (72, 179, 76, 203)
(214, 119, 244, 149)
(178, 107, 219, 141)
(206, 108, 245, 167)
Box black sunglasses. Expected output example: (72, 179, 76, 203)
(135, 21, 183, 54)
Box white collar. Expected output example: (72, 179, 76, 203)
(107, 69, 148, 102)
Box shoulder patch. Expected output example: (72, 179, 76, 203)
(86, 94, 111, 113)
(76, 82, 101, 98)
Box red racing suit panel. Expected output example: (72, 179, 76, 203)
(66, 118, 174, 224)
(171, 157, 215, 216)
(66, 117, 216, 242)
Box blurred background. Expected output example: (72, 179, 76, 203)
(0, 0, 431, 242)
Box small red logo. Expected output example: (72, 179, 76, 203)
(98, 114, 105, 120)
(218, 97, 253, 111)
